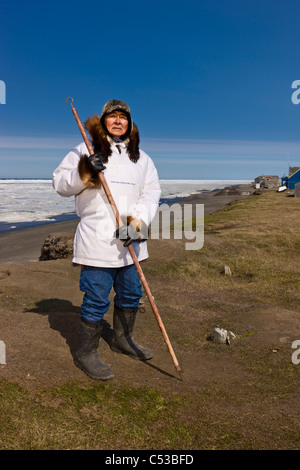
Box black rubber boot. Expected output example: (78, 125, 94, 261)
(110, 305, 153, 361)
(74, 318, 115, 381)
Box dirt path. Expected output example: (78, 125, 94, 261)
(0, 240, 299, 400)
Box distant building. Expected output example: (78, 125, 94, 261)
(254, 175, 279, 189)
(281, 168, 300, 190)
(289, 166, 300, 176)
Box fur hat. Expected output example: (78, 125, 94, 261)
(100, 99, 133, 139)
(79, 100, 140, 187)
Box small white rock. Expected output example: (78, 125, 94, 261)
(214, 328, 236, 345)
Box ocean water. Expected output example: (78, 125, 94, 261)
(0, 179, 251, 233)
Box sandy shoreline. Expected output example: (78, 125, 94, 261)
(0, 186, 253, 263)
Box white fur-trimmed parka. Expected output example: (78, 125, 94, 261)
(52, 113, 161, 267)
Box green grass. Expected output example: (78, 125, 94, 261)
(159, 191, 300, 310)
(3, 376, 295, 451)
(0, 380, 194, 450)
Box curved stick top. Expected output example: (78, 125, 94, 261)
(66, 97, 74, 108)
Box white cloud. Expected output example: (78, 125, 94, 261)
(0, 136, 79, 149)
(141, 137, 300, 159)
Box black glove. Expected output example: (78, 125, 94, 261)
(115, 218, 147, 247)
(87, 153, 106, 174)
(115, 225, 136, 247)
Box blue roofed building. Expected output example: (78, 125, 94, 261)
(281, 168, 300, 189)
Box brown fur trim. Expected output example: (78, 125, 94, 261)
(84, 114, 140, 163)
(78, 154, 101, 188)
(127, 215, 141, 231)
(127, 123, 140, 163)
(126, 216, 149, 240)
(84, 115, 111, 163)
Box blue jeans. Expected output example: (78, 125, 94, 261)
(79, 264, 143, 322)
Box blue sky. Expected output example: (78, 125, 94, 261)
(1, 0, 300, 180)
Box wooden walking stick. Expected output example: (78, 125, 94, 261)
(66, 97, 182, 380)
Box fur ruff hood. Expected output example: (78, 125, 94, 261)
(85, 114, 140, 163)
(78, 114, 140, 189)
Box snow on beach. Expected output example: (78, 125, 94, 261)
(159, 179, 251, 199)
(0, 179, 251, 233)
